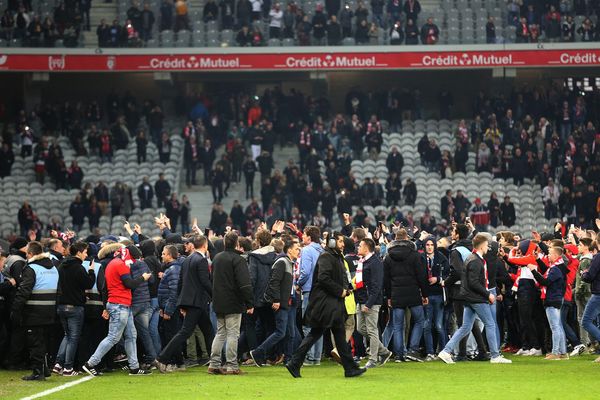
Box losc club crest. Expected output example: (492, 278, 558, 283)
(48, 55, 65, 70)
(106, 56, 116, 70)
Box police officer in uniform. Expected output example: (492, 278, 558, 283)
(11, 241, 59, 381)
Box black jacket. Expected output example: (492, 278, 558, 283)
(140, 239, 161, 298)
(177, 252, 212, 308)
(247, 246, 278, 308)
(57, 256, 96, 306)
(384, 240, 429, 308)
(304, 247, 348, 329)
(264, 255, 294, 309)
(211, 249, 253, 314)
(459, 253, 489, 304)
(354, 254, 384, 308)
(12, 254, 58, 326)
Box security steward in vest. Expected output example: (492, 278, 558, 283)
(11, 241, 59, 381)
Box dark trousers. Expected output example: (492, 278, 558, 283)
(239, 306, 274, 354)
(453, 299, 487, 356)
(203, 165, 211, 185)
(245, 174, 254, 199)
(185, 163, 197, 186)
(518, 292, 540, 349)
(25, 325, 49, 373)
(159, 313, 183, 364)
(6, 322, 27, 367)
(289, 325, 358, 373)
(158, 306, 214, 364)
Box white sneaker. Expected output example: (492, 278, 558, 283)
(528, 348, 543, 356)
(570, 344, 586, 357)
(490, 355, 512, 364)
(437, 351, 455, 364)
(515, 348, 528, 355)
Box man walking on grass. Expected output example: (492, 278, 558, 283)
(208, 232, 254, 375)
(285, 232, 366, 378)
(438, 234, 512, 365)
(83, 245, 153, 376)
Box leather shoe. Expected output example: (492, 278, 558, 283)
(344, 367, 367, 378)
(285, 362, 301, 378)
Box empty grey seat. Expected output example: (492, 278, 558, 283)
(268, 38, 281, 46)
(282, 37, 295, 46)
(342, 37, 356, 46)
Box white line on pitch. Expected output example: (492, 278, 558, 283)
(20, 376, 94, 400)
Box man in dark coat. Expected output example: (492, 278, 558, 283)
(384, 228, 429, 362)
(285, 232, 365, 378)
(156, 236, 214, 373)
(208, 232, 253, 375)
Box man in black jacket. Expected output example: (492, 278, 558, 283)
(286, 232, 365, 378)
(11, 241, 59, 380)
(156, 236, 214, 373)
(384, 228, 429, 362)
(442, 223, 488, 361)
(355, 238, 392, 368)
(53, 241, 96, 376)
(208, 232, 253, 375)
(438, 234, 511, 364)
(250, 236, 299, 366)
(154, 173, 171, 208)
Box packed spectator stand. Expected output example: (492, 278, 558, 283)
(1, 0, 600, 48)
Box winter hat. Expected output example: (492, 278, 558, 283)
(540, 232, 554, 242)
(87, 242, 99, 259)
(564, 244, 578, 256)
(10, 237, 28, 251)
(518, 239, 536, 256)
(126, 245, 142, 260)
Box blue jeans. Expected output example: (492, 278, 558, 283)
(546, 306, 566, 354)
(149, 298, 161, 353)
(443, 302, 500, 358)
(424, 295, 447, 354)
(284, 303, 297, 362)
(132, 302, 157, 362)
(489, 288, 501, 349)
(560, 301, 581, 346)
(88, 302, 139, 369)
(582, 294, 600, 343)
(254, 308, 289, 360)
(302, 293, 323, 362)
(382, 311, 393, 348)
(56, 305, 85, 369)
(392, 305, 425, 356)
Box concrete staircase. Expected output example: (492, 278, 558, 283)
(181, 145, 298, 227)
(84, 2, 118, 47)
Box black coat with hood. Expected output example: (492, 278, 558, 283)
(211, 249, 253, 314)
(57, 256, 96, 306)
(140, 239, 162, 298)
(304, 246, 348, 329)
(247, 246, 278, 308)
(384, 240, 429, 308)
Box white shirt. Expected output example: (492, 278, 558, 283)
(269, 9, 283, 28)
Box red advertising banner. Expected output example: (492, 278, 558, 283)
(0, 49, 599, 72)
